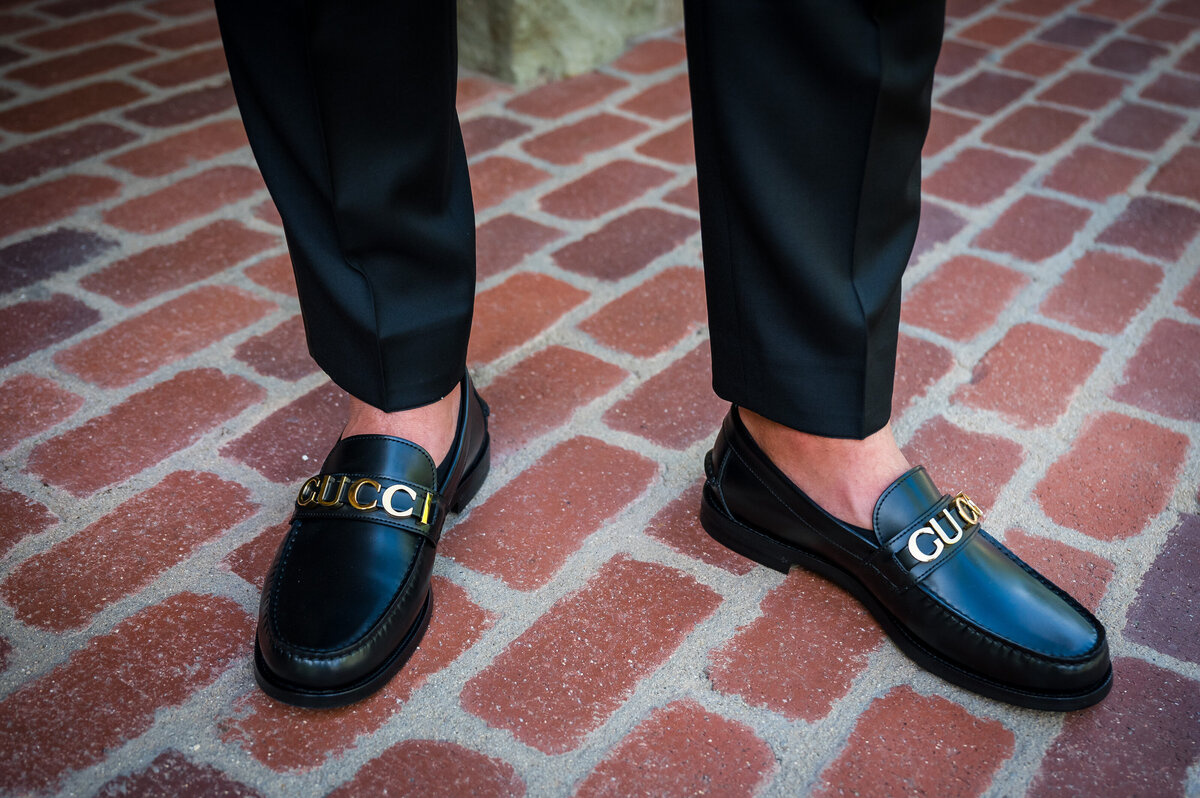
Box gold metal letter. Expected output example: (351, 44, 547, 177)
(420, 492, 432, 525)
(296, 477, 321, 506)
(907, 526, 944, 563)
(954, 493, 982, 525)
(316, 475, 349, 507)
(348, 478, 381, 511)
(933, 510, 964, 545)
(381, 484, 418, 517)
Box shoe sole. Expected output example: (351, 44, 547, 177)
(253, 434, 491, 709)
(699, 473, 1113, 711)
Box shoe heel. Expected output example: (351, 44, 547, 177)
(450, 434, 490, 513)
(699, 487, 796, 574)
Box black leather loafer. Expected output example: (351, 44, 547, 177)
(701, 408, 1112, 710)
(254, 374, 490, 708)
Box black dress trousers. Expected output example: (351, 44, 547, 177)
(214, 0, 944, 439)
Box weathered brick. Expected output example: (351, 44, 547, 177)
(972, 196, 1090, 261)
(1038, 70, 1127, 109)
(0, 80, 145, 133)
(645, 480, 756, 574)
(0, 374, 83, 453)
(223, 577, 494, 772)
(1097, 196, 1200, 260)
(664, 178, 699, 211)
(1111, 319, 1200, 422)
(1091, 37, 1169, 73)
(17, 11, 153, 49)
(611, 37, 686, 74)
(982, 105, 1087, 154)
(0, 227, 115, 293)
(924, 148, 1034, 206)
(467, 155, 550, 210)
(1124, 514, 1200, 663)
(482, 346, 626, 460)
(1129, 13, 1198, 42)
(923, 109, 979, 156)
(1094, 103, 1185, 151)
(80, 220, 278, 306)
(710, 569, 882, 721)
(220, 381, 345, 484)
(28, 369, 264, 496)
(148, 0, 214, 15)
(95, 750, 263, 798)
(0, 122, 137, 185)
(123, 81, 235, 127)
(0, 593, 253, 795)
(935, 40, 989, 77)
(902, 416, 1024, 510)
(553, 208, 699, 280)
(44, 0, 131, 17)
(3, 472, 256, 630)
(1041, 144, 1149, 201)
(0, 487, 57, 558)
(938, 71, 1035, 115)
(331, 741, 523, 798)
(244, 252, 297, 297)
(1147, 145, 1200, 203)
(506, 72, 626, 118)
(234, 315, 318, 381)
(521, 112, 647, 165)
(901, 256, 1027, 341)
(1035, 412, 1186, 540)
(954, 323, 1102, 428)
(1078, 0, 1145, 19)
(7, 43, 154, 87)
(620, 74, 690, 120)
(222, 522, 287, 591)
(1003, 528, 1113, 613)
(1038, 15, 1116, 47)
(467, 272, 588, 365)
(604, 343, 727, 449)
(138, 16, 220, 49)
(460, 114, 530, 158)
(1141, 72, 1200, 107)
(1179, 271, 1200, 319)
(443, 437, 657, 589)
(133, 45, 227, 88)
(107, 118, 249, 178)
(636, 119, 694, 165)
(910, 201, 967, 261)
(959, 14, 1035, 46)
(813, 686, 1014, 797)
(1030, 658, 1200, 797)
(1040, 252, 1161, 334)
(0, 293, 100, 368)
(0, 174, 120, 239)
(892, 333, 954, 418)
(456, 74, 509, 112)
(999, 42, 1078, 76)
(461, 555, 721, 754)
(103, 165, 265, 233)
(539, 159, 672, 220)
(475, 214, 563, 280)
(580, 266, 707, 356)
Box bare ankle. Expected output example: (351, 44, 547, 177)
(341, 388, 460, 465)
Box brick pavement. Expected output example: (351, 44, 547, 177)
(0, 0, 1198, 795)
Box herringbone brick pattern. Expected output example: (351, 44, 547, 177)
(1, 0, 1198, 795)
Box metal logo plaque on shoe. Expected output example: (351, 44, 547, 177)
(295, 473, 438, 534)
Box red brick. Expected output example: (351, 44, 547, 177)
(0, 122, 136, 185)
(1006, 0, 1073, 14)
(910, 201, 968, 261)
(0, 173, 120, 238)
(44, 0, 130, 17)
(0, 80, 145, 133)
(0, 12, 44, 35)
(982, 105, 1087, 154)
(923, 109, 979, 156)
(959, 14, 1036, 45)
(1038, 70, 1127, 109)
(223, 522, 287, 591)
(139, 16, 220, 49)
(0, 46, 23, 68)
(636, 119, 694, 165)
(1180, 43, 1200, 74)
(467, 272, 588, 365)
(18, 11, 154, 49)
(107, 118, 249, 177)
(123, 81, 235, 127)
(223, 577, 494, 772)
(461, 555, 721, 754)
(1030, 658, 1200, 797)
(901, 256, 1027, 341)
(1003, 528, 1113, 613)
(1078, 0, 1147, 19)
(620, 74, 691, 120)
(580, 266, 706, 356)
(460, 114, 530, 158)
(813, 686, 1014, 797)
(1041, 144, 1148, 201)
(57, 286, 274, 387)
(1149, 146, 1200, 202)
(1124, 514, 1200, 663)
(467, 155, 550, 210)
(553, 207, 699, 280)
(611, 37, 686, 74)
(664, 177, 698, 211)
(1040, 251, 1161, 333)
(902, 416, 1025, 509)
(456, 74, 510, 112)
(576, 699, 775, 798)
(234, 315, 318, 381)
(644, 480, 757, 575)
(253, 198, 282, 227)
(1035, 412, 1186, 540)
(710, 569, 882, 721)
(133, 45, 227, 88)
(973, 195, 1091, 261)
(0, 293, 99, 367)
(1038, 15, 1117, 48)
(521, 112, 648, 165)
(1097, 196, 1200, 260)
(924, 148, 1034, 205)
(0, 593, 252, 795)
(28, 368, 264, 496)
(220, 381, 346, 484)
(0, 487, 57, 558)
(1112, 319, 1200, 422)
(6, 43, 154, 87)
(95, 751, 263, 798)
(1164, 0, 1200, 18)
(947, 0, 990, 17)
(506, 72, 627, 118)
(604, 343, 727, 449)
(81, 219, 278, 305)
(892, 333, 955, 417)
(1131, 13, 1200, 42)
(936, 40, 989, 77)
(475, 214, 563, 280)
(443, 437, 657, 589)
(1094, 102, 1185, 150)
(1090, 37, 1169, 73)
(1179, 271, 1200, 319)
(0, 637, 9, 674)
(148, 0, 215, 14)
(245, 252, 297, 297)
(938, 71, 1035, 115)
(103, 165, 265, 233)
(954, 323, 1102, 427)
(0, 374, 83, 452)
(482, 345, 626, 460)
(0, 227, 115, 291)
(539, 159, 673, 220)
(3, 471, 256, 630)
(999, 42, 1078, 76)
(330, 741, 523, 798)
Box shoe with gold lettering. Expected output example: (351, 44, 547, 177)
(253, 374, 490, 707)
(700, 408, 1112, 710)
